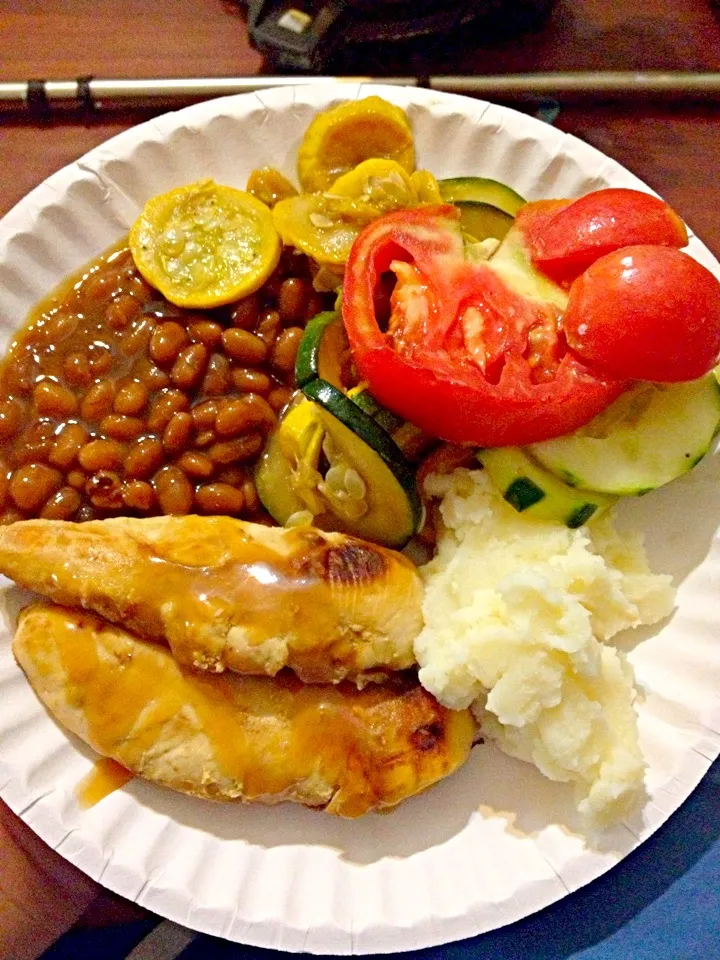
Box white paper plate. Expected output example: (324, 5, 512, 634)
(0, 84, 719, 955)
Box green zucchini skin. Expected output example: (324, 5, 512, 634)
(348, 387, 405, 435)
(503, 476, 545, 512)
(295, 311, 340, 388)
(455, 202, 514, 243)
(292, 306, 423, 545)
(439, 178, 526, 244)
(528, 376, 720, 496)
(478, 447, 615, 527)
(438, 177, 526, 216)
(302, 378, 422, 530)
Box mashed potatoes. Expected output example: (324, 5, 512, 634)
(416, 469, 675, 826)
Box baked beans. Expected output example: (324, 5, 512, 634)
(202, 354, 232, 396)
(123, 436, 165, 480)
(231, 368, 272, 395)
(195, 482, 245, 515)
(271, 327, 304, 375)
(0, 243, 332, 523)
(162, 412, 194, 455)
(48, 423, 89, 470)
(9, 463, 62, 512)
(152, 465, 194, 515)
(33, 381, 78, 418)
(122, 479, 155, 512)
(189, 320, 223, 349)
(113, 380, 149, 415)
(176, 450, 214, 478)
(221, 328, 267, 365)
(149, 322, 189, 366)
(170, 343, 209, 390)
(0, 400, 22, 441)
(78, 439, 126, 473)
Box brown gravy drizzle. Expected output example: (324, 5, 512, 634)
(76, 757, 134, 809)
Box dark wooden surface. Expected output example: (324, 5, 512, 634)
(1, 0, 720, 253)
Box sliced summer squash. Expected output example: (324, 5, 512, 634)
(439, 177, 527, 242)
(256, 390, 422, 548)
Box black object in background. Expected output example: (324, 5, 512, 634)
(242, 0, 557, 71)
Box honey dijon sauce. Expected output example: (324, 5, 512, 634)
(0, 515, 422, 683)
(77, 758, 134, 809)
(146, 524, 344, 672)
(13, 603, 475, 816)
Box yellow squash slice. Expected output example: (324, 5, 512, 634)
(297, 96, 415, 193)
(245, 166, 298, 208)
(273, 160, 439, 266)
(129, 180, 281, 308)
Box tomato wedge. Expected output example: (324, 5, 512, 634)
(342, 205, 627, 447)
(563, 245, 720, 382)
(519, 188, 688, 284)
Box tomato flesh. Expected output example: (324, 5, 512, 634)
(563, 245, 720, 382)
(342, 205, 626, 447)
(520, 188, 688, 283)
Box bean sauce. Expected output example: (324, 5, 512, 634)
(0, 242, 333, 523)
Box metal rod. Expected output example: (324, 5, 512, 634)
(433, 71, 720, 97)
(0, 76, 413, 115)
(2, 72, 720, 117)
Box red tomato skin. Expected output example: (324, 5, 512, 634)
(343, 205, 626, 447)
(351, 345, 626, 447)
(521, 188, 688, 283)
(562, 245, 720, 382)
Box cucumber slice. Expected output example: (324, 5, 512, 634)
(256, 388, 422, 548)
(295, 310, 346, 388)
(439, 177, 526, 216)
(528, 376, 720, 496)
(479, 447, 614, 527)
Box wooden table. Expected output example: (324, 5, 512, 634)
(2, 0, 720, 253)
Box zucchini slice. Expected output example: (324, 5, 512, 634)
(256, 388, 422, 549)
(255, 398, 323, 525)
(528, 376, 720, 496)
(305, 380, 422, 546)
(438, 177, 526, 215)
(347, 385, 405, 435)
(439, 178, 526, 243)
(295, 310, 346, 389)
(455, 202, 514, 243)
(347, 385, 435, 461)
(479, 447, 615, 527)
(288, 310, 423, 545)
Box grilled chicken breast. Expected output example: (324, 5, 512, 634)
(0, 516, 423, 684)
(13, 603, 475, 816)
